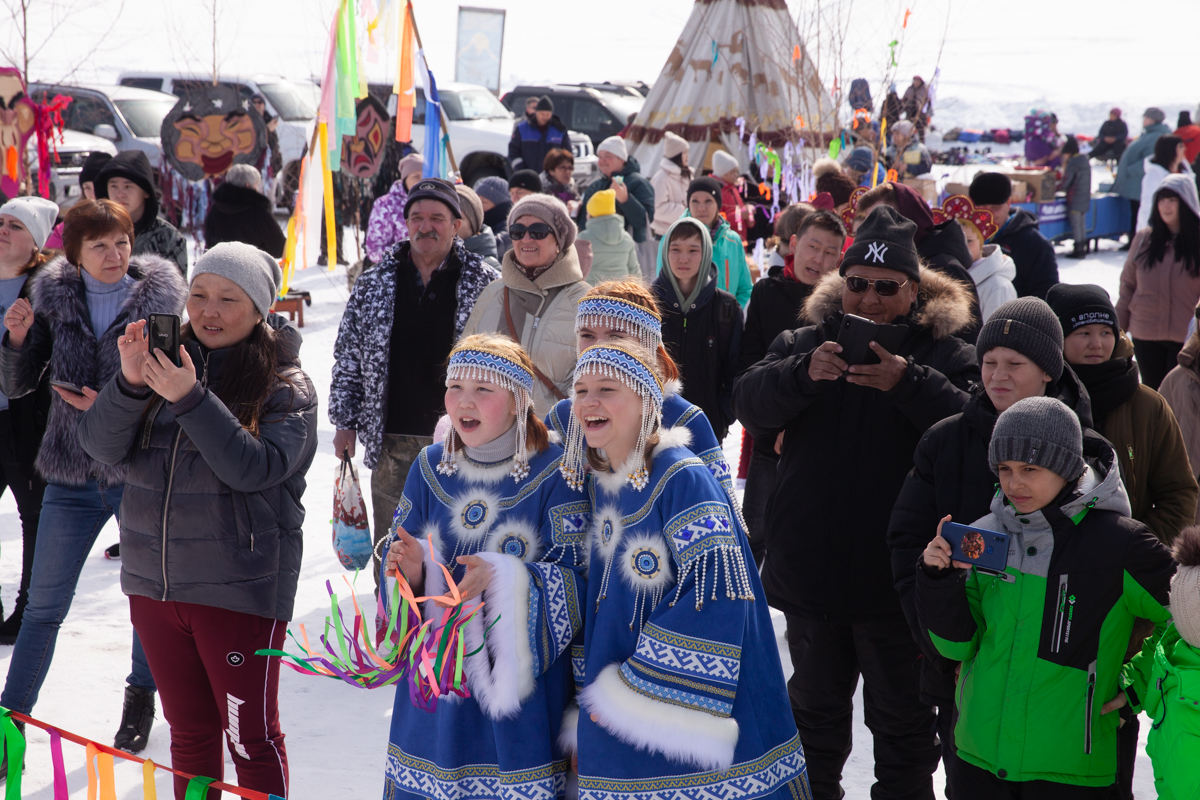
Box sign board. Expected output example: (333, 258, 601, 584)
(455, 7, 505, 93)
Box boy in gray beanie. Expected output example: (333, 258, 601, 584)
(976, 296, 1064, 382)
(988, 395, 1085, 486)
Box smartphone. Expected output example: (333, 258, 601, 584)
(835, 314, 909, 366)
(148, 313, 181, 367)
(611, 175, 624, 185)
(941, 522, 1010, 573)
(50, 379, 85, 396)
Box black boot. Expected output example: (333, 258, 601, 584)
(0, 594, 23, 645)
(0, 721, 25, 780)
(1066, 243, 1088, 259)
(113, 685, 156, 753)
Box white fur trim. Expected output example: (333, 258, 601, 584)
(485, 518, 544, 563)
(558, 703, 580, 755)
(580, 663, 739, 772)
(593, 464, 631, 496)
(547, 430, 562, 445)
(654, 424, 693, 452)
(433, 414, 452, 445)
(591, 505, 626, 565)
(593, 425, 692, 496)
(662, 378, 683, 398)
(618, 534, 674, 593)
(449, 489, 502, 544)
(456, 448, 541, 485)
(460, 552, 536, 719)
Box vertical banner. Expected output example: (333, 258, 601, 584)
(417, 51, 444, 178)
(394, 1, 416, 141)
(454, 7, 506, 94)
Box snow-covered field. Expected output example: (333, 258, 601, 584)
(4, 236, 1154, 798)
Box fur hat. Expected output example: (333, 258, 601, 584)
(662, 131, 688, 160)
(1171, 526, 1200, 648)
(508, 194, 577, 250)
(454, 184, 485, 238)
(597, 136, 628, 162)
(712, 149, 739, 178)
(812, 158, 842, 179)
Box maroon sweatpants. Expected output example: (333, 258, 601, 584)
(129, 596, 289, 800)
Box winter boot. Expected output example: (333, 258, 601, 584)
(113, 685, 156, 753)
(0, 721, 25, 780)
(1067, 243, 1088, 259)
(105, 543, 120, 560)
(0, 594, 24, 645)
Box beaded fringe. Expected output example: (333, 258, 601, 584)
(438, 364, 532, 482)
(670, 545, 756, 611)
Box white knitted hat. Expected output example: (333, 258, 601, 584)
(712, 149, 739, 178)
(1171, 526, 1200, 648)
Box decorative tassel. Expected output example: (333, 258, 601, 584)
(437, 425, 458, 475)
(671, 545, 756, 610)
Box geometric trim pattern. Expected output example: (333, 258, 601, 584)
(385, 743, 568, 800)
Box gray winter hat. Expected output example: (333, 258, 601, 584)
(508, 193, 577, 250)
(989, 396, 1085, 482)
(474, 176, 510, 206)
(191, 241, 282, 320)
(976, 297, 1064, 382)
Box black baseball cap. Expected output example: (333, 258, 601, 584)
(404, 177, 462, 219)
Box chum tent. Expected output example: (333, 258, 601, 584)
(627, 0, 832, 179)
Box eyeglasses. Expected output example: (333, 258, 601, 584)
(509, 222, 554, 241)
(845, 276, 910, 297)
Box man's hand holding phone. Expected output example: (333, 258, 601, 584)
(808, 341, 848, 382)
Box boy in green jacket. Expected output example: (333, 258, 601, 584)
(916, 396, 1175, 797)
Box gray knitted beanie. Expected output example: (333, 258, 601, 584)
(988, 396, 1085, 481)
(191, 242, 282, 319)
(977, 297, 1065, 382)
(1171, 526, 1200, 648)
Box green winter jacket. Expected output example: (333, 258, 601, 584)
(656, 211, 752, 308)
(1124, 625, 1200, 800)
(577, 213, 640, 285)
(915, 438, 1175, 787)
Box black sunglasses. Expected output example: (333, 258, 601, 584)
(845, 275, 910, 297)
(509, 222, 554, 241)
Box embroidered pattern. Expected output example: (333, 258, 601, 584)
(665, 502, 755, 609)
(571, 644, 586, 683)
(574, 296, 663, 353)
(392, 494, 413, 533)
(617, 662, 734, 717)
(634, 623, 741, 684)
(385, 743, 567, 800)
(549, 500, 590, 562)
(617, 535, 675, 630)
(667, 503, 735, 564)
(529, 562, 582, 662)
(527, 579, 543, 678)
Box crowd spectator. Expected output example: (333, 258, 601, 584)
(454, 184, 500, 269)
(658, 178, 750, 307)
(951, 202, 1016, 321)
(578, 136, 656, 279)
(652, 217, 742, 442)
(1059, 135, 1093, 259)
(475, 176, 513, 257)
(881, 87, 902, 129)
(540, 148, 579, 210)
(462, 194, 588, 416)
(712, 149, 752, 243)
(576, 189, 639, 285)
(901, 76, 931, 140)
(1137, 135, 1192, 231)
(1177, 111, 1200, 164)
(330, 179, 499, 588)
(95, 151, 188, 276)
(0, 199, 187, 760)
(204, 164, 286, 258)
(1114, 108, 1171, 247)
(1116, 174, 1200, 390)
(813, 159, 858, 211)
(364, 153, 423, 264)
(1026, 113, 1064, 168)
(969, 171, 1061, 299)
(507, 96, 570, 173)
(1091, 108, 1129, 163)
(78, 152, 111, 203)
(886, 120, 932, 178)
(735, 206, 978, 800)
(842, 146, 885, 187)
(649, 131, 691, 239)
(0, 198, 54, 646)
(1160, 309, 1200, 519)
(250, 94, 283, 180)
(508, 169, 543, 204)
(78, 242, 317, 800)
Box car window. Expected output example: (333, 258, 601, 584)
(257, 81, 318, 121)
(441, 89, 511, 122)
(171, 80, 247, 102)
(571, 99, 618, 138)
(114, 98, 177, 138)
(65, 94, 117, 135)
(121, 78, 163, 92)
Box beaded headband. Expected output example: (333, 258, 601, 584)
(575, 295, 663, 353)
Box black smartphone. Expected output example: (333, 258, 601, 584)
(50, 379, 85, 395)
(148, 314, 181, 367)
(941, 522, 1011, 573)
(835, 314, 909, 366)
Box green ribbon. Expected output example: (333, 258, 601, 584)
(184, 776, 216, 800)
(0, 709, 24, 800)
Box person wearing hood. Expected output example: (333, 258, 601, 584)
(78, 242, 317, 800)
(576, 189, 639, 285)
(857, 181, 982, 342)
(454, 183, 500, 270)
(889, 297, 1093, 788)
(95, 151, 188, 275)
(916, 396, 1175, 796)
(1090, 108, 1129, 163)
(1114, 108, 1172, 247)
(842, 146, 886, 187)
(203, 164, 286, 258)
(649, 131, 691, 238)
(507, 95, 571, 174)
(461, 194, 589, 416)
(969, 171, 1060, 299)
(475, 175, 513, 258)
(577, 136, 656, 277)
(652, 217, 743, 442)
(1137, 135, 1193, 231)
(657, 178, 751, 307)
(1117, 174, 1200, 390)
(365, 153, 424, 264)
(955, 208, 1017, 320)
(1058, 136, 1094, 259)
(735, 206, 978, 800)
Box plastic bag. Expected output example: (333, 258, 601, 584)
(332, 452, 372, 570)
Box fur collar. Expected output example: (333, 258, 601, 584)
(455, 448, 541, 485)
(662, 377, 682, 398)
(500, 245, 583, 294)
(800, 267, 976, 340)
(32, 253, 184, 320)
(593, 425, 694, 496)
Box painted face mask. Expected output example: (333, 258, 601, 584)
(341, 96, 389, 178)
(0, 69, 37, 198)
(161, 84, 266, 180)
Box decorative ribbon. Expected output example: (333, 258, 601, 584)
(33, 93, 72, 198)
(888, 39, 899, 66)
(903, 8, 911, 28)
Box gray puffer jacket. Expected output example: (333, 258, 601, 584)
(78, 319, 318, 620)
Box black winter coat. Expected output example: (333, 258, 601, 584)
(507, 116, 571, 173)
(993, 208, 1060, 300)
(886, 372, 1093, 702)
(652, 268, 743, 441)
(733, 269, 979, 623)
(204, 182, 287, 258)
(917, 220, 981, 342)
(77, 319, 318, 621)
(1, 267, 50, 485)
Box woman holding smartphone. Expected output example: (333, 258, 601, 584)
(79, 241, 318, 799)
(0, 199, 186, 763)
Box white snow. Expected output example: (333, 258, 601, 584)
(3, 235, 1154, 797)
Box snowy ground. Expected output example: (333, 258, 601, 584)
(2, 236, 1155, 798)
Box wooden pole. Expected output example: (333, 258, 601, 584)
(406, 2, 460, 176)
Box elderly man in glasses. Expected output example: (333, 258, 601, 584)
(733, 205, 979, 800)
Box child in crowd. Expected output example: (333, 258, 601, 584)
(937, 195, 1016, 321)
(1059, 136, 1093, 259)
(917, 396, 1175, 798)
(576, 189, 639, 285)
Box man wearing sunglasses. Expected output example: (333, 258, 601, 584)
(734, 205, 979, 800)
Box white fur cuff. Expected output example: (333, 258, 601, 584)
(460, 552, 536, 719)
(558, 703, 580, 755)
(579, 663, 739, 772)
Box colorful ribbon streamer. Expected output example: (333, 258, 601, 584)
(888, 39, 899, 67)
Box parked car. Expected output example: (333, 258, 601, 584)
(501, 84, 645, 150)
(27, 83, 177, 166)
(25, 128, 118, 210)
(367, 81, 597, 188)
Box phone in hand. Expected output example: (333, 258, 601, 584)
(835, 314, 909, 366)
(148, 314, 181, 367)
(940, 522, 1010, 573)
(50, 380, 85, 396)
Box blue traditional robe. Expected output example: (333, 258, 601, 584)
(382, 442, 588, 800)
(569, 427, 810, 800)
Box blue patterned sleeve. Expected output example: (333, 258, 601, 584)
(675, 401, 735, 499)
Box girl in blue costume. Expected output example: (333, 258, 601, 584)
(545, 281, 737, 500)
(560, 342, 810, 800)
(380, 334, 588, 800)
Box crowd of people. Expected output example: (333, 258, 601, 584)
(2, 88, 1200, 800)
